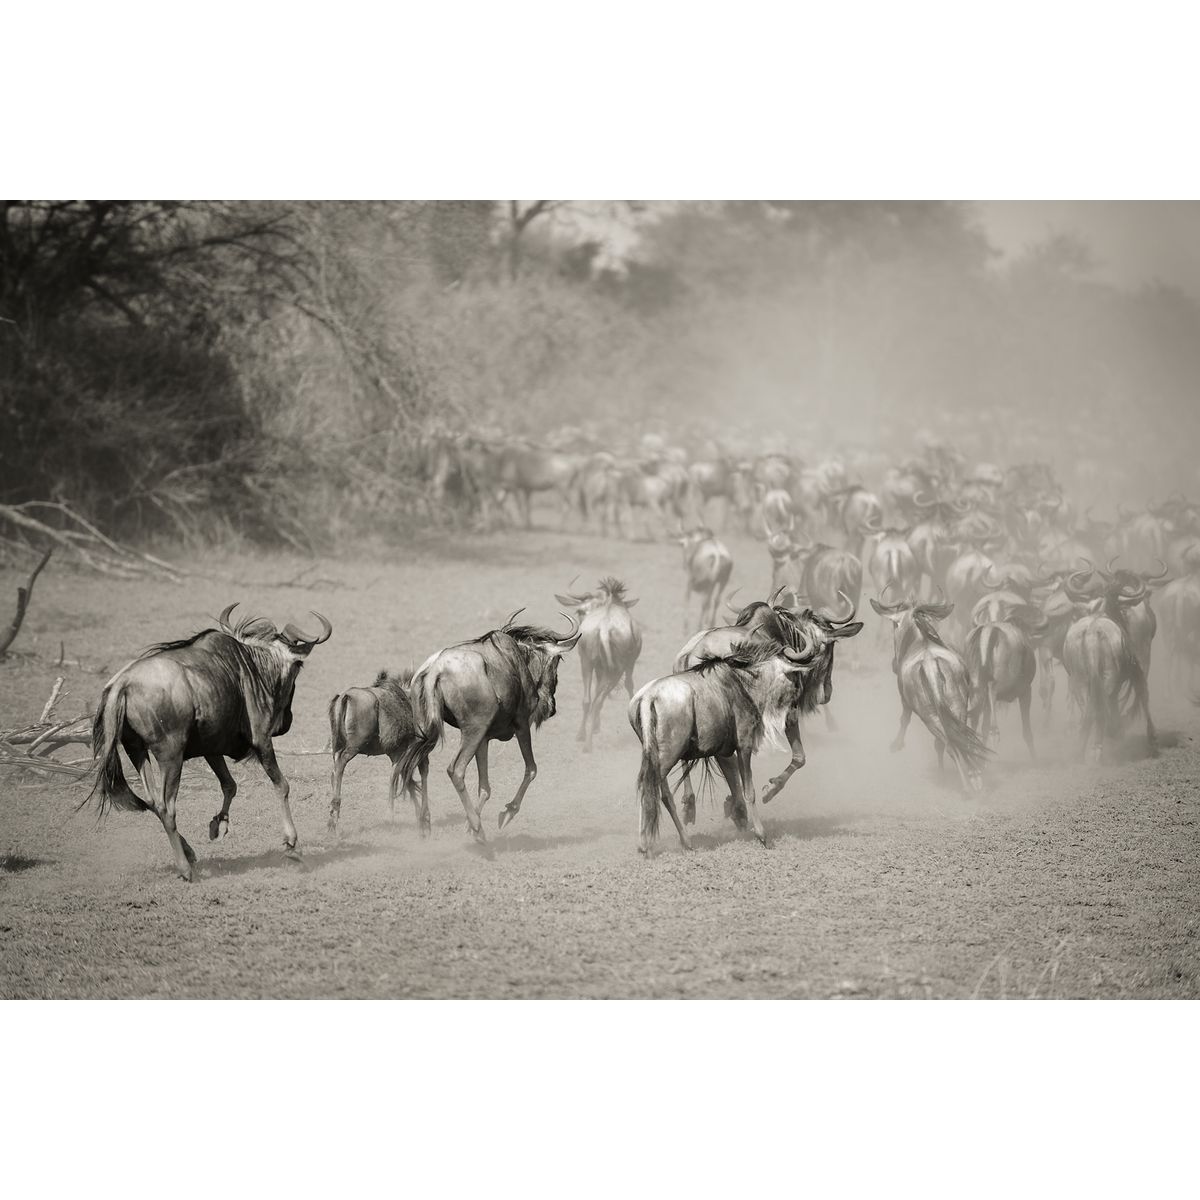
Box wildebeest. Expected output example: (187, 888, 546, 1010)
(397, 611, 580, 839)
(965, 604, 1046, 759)
(870, 593, 990, 792)
(554, 577, 643, 752)
(628, 635, 820, 853)
(487, 442, 585, 529)
(1157, 567, 1200, 694)
(679, 526, 733, 632)
(86, 604, 332, 880)
(1062, 569, 1156, 762)
(327, 668, 429, 833)
(669, 594, 861, 822)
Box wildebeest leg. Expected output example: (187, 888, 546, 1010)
(890, 704, 913, 752)
(624, 668, 636, 699)
(762, 710, 806, 804)
(936, 740, 946, 772)
(475, 740, 492, 818)
(1131, 670, 1158, 753)
(206, 753, 238, 840)
(497, 726, 537, 830)
(738, 752, 767, 844)
(682, 576, 692, 635)
(655, 770, 691, 851)
(327, 747, 355, 832)
(522, 489, 533, 530)
(708, 579, 728, 629)
(587, 675, 619, 752)
(447, 726, 488, 840)
(152, 745, 194, 881)
(1019, 688, 1037, 761)
(1038, 646, 1055, 726)
(824, 704, 838, 733)
(412, 755, 431, 833)
(716, 755, 753, 839)
(676, 761, 698, 824)
(256, 741, 300, 856)
(577, 659, 593, 745)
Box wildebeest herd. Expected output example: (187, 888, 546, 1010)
(85, 434, 1200, 880)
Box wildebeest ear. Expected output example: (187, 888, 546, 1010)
(624, 598, 639, 608)
(869, 598, 887, 615)
(828, 621, 864, 639)
(554, 594, 581, 607)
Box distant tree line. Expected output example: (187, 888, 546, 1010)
(2, 200, 1197, 549)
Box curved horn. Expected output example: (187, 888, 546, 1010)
(913, 490, 937, 509)
(1142, 557, 1170, 584)
(782, 626, 818, 664)
(502, 607, 526, 628)
(1117, 577, 1148, 606)
(830, 588, 857, 624)
(982, 563, 1005, 590)
(1065, 565, 1098, 601)
(1105, 555, 1120, 574)
(556, 611, 580, 643)
(286, 612, 333, 645)
(217, 602, 238, 629)
(723, 586, 744, 614)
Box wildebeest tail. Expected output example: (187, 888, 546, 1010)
(633, 698, 660, 840)
(915, 670, 991, 775)
(328, 693, 350, 756)
(83, 684, 147, 816)
(396, 667, 443, 789)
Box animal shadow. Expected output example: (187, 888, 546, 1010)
(198, 840, 379, 878)
(0, 852, 53, 875)
(688, 814, 854, 850)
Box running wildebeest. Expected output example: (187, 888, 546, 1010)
(397, 610, 580, 839)
(554, 577, 643, 752)
(1062, 567, 1157, 762)
(678, 526, 733, 633)
(870, 592, 990, 793)
(628, 634, 822, 853)
(642, 596, 862, 840)
(86, 604, 332, 880)
(965, 603, 1046, 759)
(327, 668, 430, 832)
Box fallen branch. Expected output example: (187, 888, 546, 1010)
(0, 503, 184, 583)
(38, 676, 65, 723)
(0, 547, 52, 657)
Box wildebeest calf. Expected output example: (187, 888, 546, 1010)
(327, 668, 430, 832)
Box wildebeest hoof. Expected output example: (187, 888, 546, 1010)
(497, 806, 518, 830)
(889, 739, 904, 753)
(209, 814, 229, 841)
(177, 865, 193, 882)
(180, 837, 197, 865)
(282, 841, 302, 861)
(326, 816, 338, 835)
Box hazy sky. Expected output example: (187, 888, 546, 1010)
(974, 201, 1200, 295)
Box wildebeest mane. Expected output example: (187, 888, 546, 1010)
(373, 666, 415, 692)
(135, 613, 280, 662)
(596, 576, 628, 601)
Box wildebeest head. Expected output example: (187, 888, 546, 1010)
(218, 603, 333, 659)
(492, 609, 581, 725)
(215, 603, 333, 736)
(554, 576, 638, 613)
(871, 588, 953, 668)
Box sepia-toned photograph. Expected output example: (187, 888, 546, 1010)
(2, 198, 1198, 1000)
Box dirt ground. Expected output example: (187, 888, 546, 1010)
(2, 521, 1198, 999)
